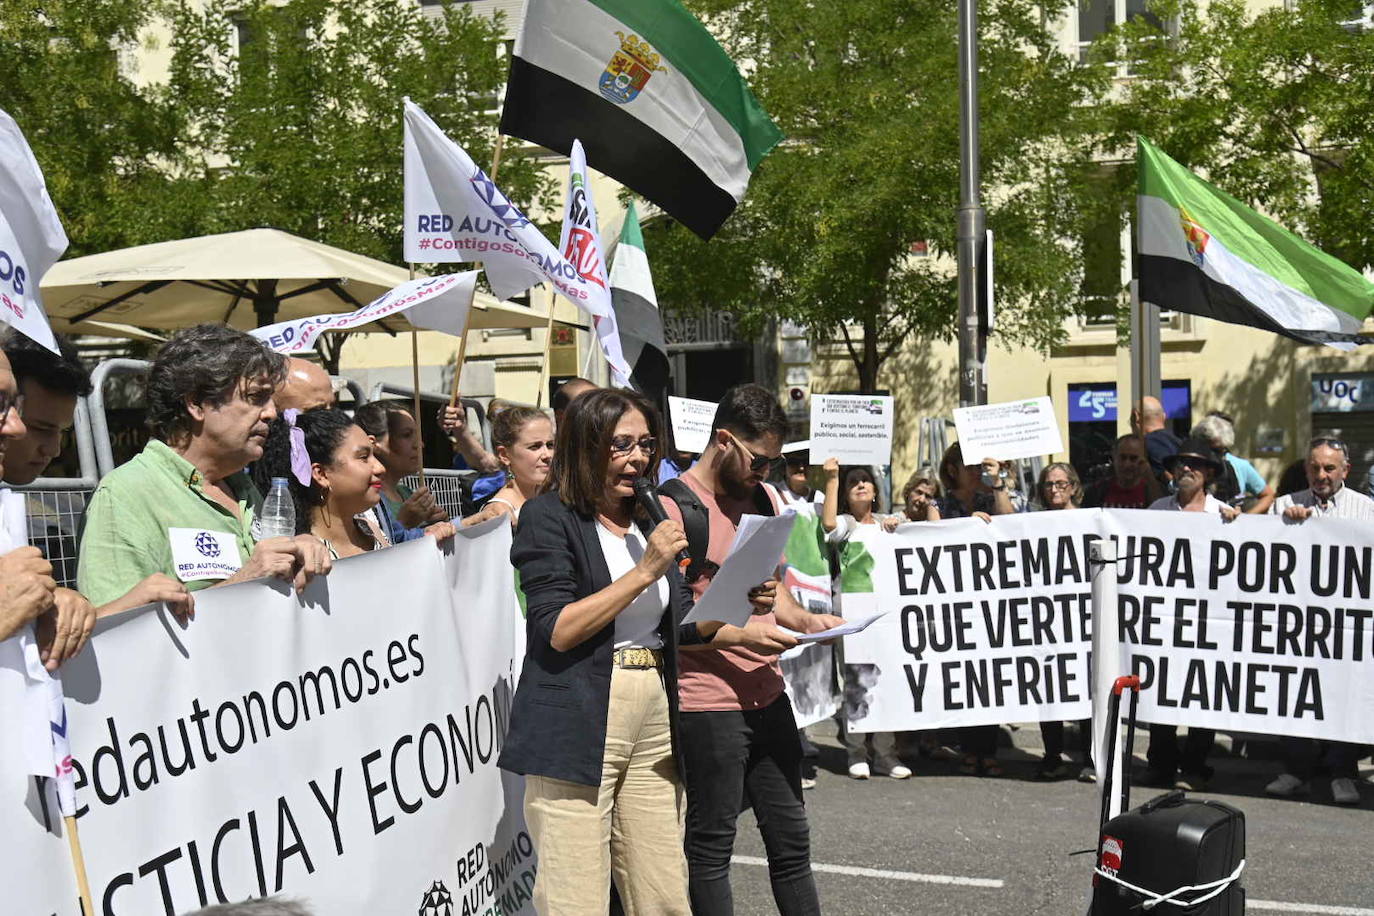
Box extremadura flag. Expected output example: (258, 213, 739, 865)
(502, 0, 783, 240)
(1137, 136, 1374, 347)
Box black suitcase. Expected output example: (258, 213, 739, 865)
(1091, 675, 1246, 914)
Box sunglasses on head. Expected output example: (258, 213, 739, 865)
(1310, 436, 1348, 457)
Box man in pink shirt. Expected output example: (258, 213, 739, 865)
(660, 384, 843, 916)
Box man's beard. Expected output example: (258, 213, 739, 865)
(721, 467, 756, 500)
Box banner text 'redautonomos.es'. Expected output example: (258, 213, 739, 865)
(3, 520, 535, 916)
(841, 510, 1374, 741)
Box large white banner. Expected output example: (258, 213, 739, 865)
(5, 521, 535, 916)
(842, 510, 1374, 743)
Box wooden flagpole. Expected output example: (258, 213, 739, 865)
(534, 303, 558, 408)
(408, 264, 426, 488)
(447, 133, 507, 410)
(64, 814, 94, 916)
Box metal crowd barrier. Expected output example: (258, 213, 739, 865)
(399, 468, 476, 521)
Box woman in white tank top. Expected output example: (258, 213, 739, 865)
(462, 405, 555, 529)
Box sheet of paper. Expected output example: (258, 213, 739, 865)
(685, 510, 796, 628)
(780, 611, 888, 644)
(809, 394, 894, 465)
(668, 396, 718, 454)
(952, 396, 1064, 463)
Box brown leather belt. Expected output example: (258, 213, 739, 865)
(613, 647, 664, 669)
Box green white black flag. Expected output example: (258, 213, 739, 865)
(1137, 136, 1374, 347)
(502, 0, 782, 240)
(608, 201, 668, 394)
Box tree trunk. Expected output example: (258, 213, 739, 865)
(859, 313, 880, 393)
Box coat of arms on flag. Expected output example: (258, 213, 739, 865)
(1179, 206, 1210, 268)
(599, 31, 667, 104)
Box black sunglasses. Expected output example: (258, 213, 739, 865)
(726, 432, 785, 474)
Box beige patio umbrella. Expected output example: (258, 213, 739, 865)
(39, 227, 556, 333)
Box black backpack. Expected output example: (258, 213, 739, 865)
(658, 478, 776, 583)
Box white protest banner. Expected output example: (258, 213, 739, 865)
(668, 396, 717, 454)
(951, 396, 1064, 463)
(5, 528, 536, 916)
(841, 510, 1374, 743)
(809, 395, 894, 466)
(559, 140, 631, 387)
(1100, 510, 1374, 740)
(251, 272, 479, 354)
(0, 107, 64, 353)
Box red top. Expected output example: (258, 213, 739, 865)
(662, 472, 785, 712)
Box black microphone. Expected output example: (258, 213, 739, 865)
(633, 477, 692, 573)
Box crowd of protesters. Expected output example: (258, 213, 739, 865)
(1, 323, 1371, 916)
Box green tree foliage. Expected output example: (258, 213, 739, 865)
(0, 1, 179, 256)
(1, 0, 551, 264)
(165, 0, 551, 263)
(1100, 0, 1374, 274)
(641, 0, 1109, 392)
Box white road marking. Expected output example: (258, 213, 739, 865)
(730, 855, 1004, 889)
(1250, 902, 1374, 915)
(732, 855, 1374, 912)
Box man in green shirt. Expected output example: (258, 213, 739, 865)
(78, 325, 331, 607)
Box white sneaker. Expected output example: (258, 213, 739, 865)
(1265, 773, 1308, 797)
(801, 776, 817, 790)
(1332, 777, 1361, 806)
(883, 764, 912, 779)
(847, 762, 871, 780)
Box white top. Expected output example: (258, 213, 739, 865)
(775, 484, 823, 513)
(597, 521, 667, 650)
(1148, 493, 1226, 513)
(0, 488, 26, 548)
(1271, 486, 1374, 521)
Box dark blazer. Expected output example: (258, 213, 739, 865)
(497, 490, 705, 787)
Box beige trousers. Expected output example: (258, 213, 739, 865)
(524, 666, 689, 916)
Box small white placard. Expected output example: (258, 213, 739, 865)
(809, 394, 895, 466)
(668, 396, 717, 454)
(952, 396, 1064, 463)
(168, 527, 243, 582)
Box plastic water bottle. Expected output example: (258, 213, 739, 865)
(259, 477, 297, 540)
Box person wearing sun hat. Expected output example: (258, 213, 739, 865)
(1143, 435, 1237, 791)
(1146, 437, 1239, 520)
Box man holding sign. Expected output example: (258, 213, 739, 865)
(659, 384, 842, 915)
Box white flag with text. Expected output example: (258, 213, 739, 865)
(0, 108, 64, 353)
(559, 140, 630, 388)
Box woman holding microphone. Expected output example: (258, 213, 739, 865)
(499, 389, 762, 916)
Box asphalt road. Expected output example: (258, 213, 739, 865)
(726, 721, 1374, 915)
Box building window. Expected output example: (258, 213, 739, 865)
(1077, 0, 1165, 65)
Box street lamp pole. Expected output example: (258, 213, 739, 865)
(957, 0, 988, 408)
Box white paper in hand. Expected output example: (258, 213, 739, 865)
(684, 510, 796, 629)
(781, 610, 888, 644)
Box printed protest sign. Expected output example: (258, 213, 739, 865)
(841, 510, 1374, 743)
(952, 396, 1064, 463)
(668, 396, 717, 454)
(809, 395, 894, 466)
(5, 529, 535, 916)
